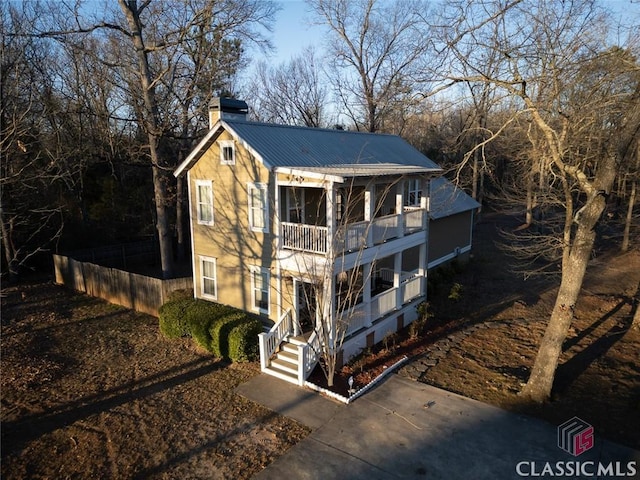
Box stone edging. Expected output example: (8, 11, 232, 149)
(398, 318, 529, 381)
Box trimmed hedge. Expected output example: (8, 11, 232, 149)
(209, 311, 246, 358)
(184, 300, 233, 352)
(228, 318, 263, 362)
(158, 298, 193, 338)
(158, 297, 262, 362)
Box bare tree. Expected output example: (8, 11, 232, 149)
(12, 0, 277, 278)
(432, 0, 639, 402)
(1, 3, 74, 279)
(249, 47, 329, 127)
(283, 177, 407, 387)
(309, 0, 431, 132)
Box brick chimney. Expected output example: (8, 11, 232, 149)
(209, 97, 248, 128)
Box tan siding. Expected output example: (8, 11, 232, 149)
(189, 129, 277, 320)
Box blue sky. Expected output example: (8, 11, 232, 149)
(267, 0, 326, 64)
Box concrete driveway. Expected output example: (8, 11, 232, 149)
(237, 374, 640, 479)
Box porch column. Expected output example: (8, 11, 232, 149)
(326, 181, 336, 259)
(396, 180, 404, 238)
(322, 274, 335, 347)
(364, 183, 374, 247)
(363, 262, 373, 327)
(420, 177, 429, 288)
(394, 252, 403, 308)
(421, 178, 429, 230)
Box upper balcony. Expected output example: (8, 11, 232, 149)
(280, 206, 426, 255)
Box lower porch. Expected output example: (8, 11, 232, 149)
(258, 272, 425, 386)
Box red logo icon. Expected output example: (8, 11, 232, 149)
(558, 417, 594, 456)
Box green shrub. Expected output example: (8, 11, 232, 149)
(228, 317, 263, 362)
(209, 312, 247, 358)
(166, 289, 193, 302)
(184, 300, 233, 352)
(159, 297, 263, 362)
(448, 282, 464, 302)
(158, 298, 193, 338)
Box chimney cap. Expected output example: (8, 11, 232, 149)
(209, 97, 248, 114)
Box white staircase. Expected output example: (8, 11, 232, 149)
(263, 337, 306, 385)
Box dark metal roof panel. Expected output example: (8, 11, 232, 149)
(224, 120, 441, 170)
(430, 177, 481, 219)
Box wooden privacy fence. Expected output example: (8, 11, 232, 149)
(53, 254, 192, 317)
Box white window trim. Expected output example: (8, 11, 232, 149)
(248, 183, 269, 233)
(195, 179, 214, 225)
(199, 256, 218, 300)
(250, 266, 270, 315)
(219, 140, 235, 165)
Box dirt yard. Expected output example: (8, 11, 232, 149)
(339, 213, 640, 450)
(1, 282, 309, 479)
(2, 212, 639, 479)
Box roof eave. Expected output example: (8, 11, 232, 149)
(173, 121, 224, 178)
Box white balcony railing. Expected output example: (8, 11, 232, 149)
(281, 222, 328, 254)
(282, 208, 426, 255)
(338, 273, 424, 336)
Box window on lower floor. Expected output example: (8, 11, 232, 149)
(200, 256, 217, 299)
(250, 266, 269, 314)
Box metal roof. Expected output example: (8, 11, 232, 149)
(225, 120, 441, 170)
(429, 177, 481, 219)
(175, 119, 442, 178)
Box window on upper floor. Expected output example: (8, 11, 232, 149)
(200, 256, 217, 299)
(404, 179, 422, 207)
(250, 266, 270, 314)
(248, 183, 269, 233)
(196, 180, 214, 225)
(219, 140, 235, 165)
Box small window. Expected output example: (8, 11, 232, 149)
(404, 179, 422, 207)
(196, 180, 214, 225)
(248, 183, 269, 232)
(219, 140, 235, 165)
(200, 256, 217, 299)
(250, 266, 270, 314)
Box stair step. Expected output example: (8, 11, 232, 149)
(275, 349, 298, 364)
(264, 364, 299, 384)
(280, 342, 299, 355)
(271, 357, 298, 375)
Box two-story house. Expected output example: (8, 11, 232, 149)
(174, 98, 477, 386)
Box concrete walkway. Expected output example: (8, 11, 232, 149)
(236, 374, 640, 479)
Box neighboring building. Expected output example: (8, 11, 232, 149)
(174, 98, 478, 386)
(428, 177, 481, 269)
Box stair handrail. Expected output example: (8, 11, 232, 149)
(298, 330, 321, 385)
(258, 308, 292, 371)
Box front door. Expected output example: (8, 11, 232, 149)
(294, 279, 316, 334)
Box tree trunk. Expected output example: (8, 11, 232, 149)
(0, 201, 18, 282)
(176, 174, 186, 262)
(622, 178, 636, 252)
(525, 170, 534, 226)
(119, 0, 174, 278)
(521, 189, 612, 402)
